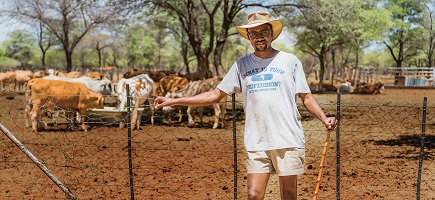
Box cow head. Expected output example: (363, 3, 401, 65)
(87, 93, 105, 109)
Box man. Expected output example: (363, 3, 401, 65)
(154, 12, 337, 200)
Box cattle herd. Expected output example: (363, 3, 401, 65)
(309, 79, 384, 94)
(0, 68, 227, 132)
(0, 68, 384, 132)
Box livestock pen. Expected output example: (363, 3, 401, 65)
(0, 88, 434, 199)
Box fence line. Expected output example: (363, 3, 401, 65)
(0, 90, 434, 199)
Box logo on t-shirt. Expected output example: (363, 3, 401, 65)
(252, 74, 273, 81)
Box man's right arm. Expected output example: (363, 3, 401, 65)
(154, 88, 227, 110)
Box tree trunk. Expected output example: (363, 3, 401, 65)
(318, 54, 325, 93)
(97, 49, 102, 67)
(213, 44, 224, 77)
(65, 50, 73, 72)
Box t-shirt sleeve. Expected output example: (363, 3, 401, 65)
(294, 59, 311, 94)
(217, 62, 241, 95)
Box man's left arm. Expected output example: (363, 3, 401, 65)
(299, 93, 337, 130)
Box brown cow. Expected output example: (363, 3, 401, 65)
(14, 70, 34, 91)
(85, 71, 105, 80)
(0, 71, 16, 90)
(33, 70, 49, 79)
(353, 81, 384, 94)
(165, 77, 227, 129)
(187, 78, 227, 129)
(56, 70, 83, 78)
(26, 78, 105, 132)
(156, 75, 189, 123)
(123, 68, 167, 82)
(158, 75, 189, 96)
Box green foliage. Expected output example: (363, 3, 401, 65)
(1, 0, 433, 73)
(361, 49, 395, 67)
(3, 30, 35, 67)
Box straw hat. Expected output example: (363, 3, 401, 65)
(236, 12, 283, 41)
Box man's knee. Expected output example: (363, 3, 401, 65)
(247, 188, 265, 200)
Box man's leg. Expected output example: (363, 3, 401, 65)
(278, 175, 298, 200)
(247, 173, 270, 200)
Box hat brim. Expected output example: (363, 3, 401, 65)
(236, 20, 283, 41)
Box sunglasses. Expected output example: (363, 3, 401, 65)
(248, 29, 271, 38)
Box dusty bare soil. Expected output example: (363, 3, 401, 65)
(0, 88, 434, 200)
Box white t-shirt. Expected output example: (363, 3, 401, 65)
(217, 51, 311, 151)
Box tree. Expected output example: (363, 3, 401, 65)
(4, 30, 34, 68)
(283, 0, 357, 91)
(123, 23, 159, 69)
(421, 2, 435, 67)
(150, 0, 222, 79)
(36, 21, 55, 67)
(382, 0, 425, 69)
(4, 0, 120, 71)
(120, 0, 302, 79)
(347, 3, 391, 82)
(280, 0, 391, 90)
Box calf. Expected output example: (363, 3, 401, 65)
(115, 74, 154, 130)
(166, 78, 227, 129)
(27, 78, 104, 132)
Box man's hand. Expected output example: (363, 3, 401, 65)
(154, 96, 172, 110)
(323, 117, 337, 130)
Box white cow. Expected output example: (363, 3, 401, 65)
(43, 75, 112, 95)
(115, 74, 154, 130)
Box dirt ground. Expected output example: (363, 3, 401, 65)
(0, 87, 434, 200)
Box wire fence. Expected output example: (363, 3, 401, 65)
(0, 89, 434, 199)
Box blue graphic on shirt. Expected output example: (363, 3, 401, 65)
(252, 74, 273, 81)
(244, 67, 285, 93)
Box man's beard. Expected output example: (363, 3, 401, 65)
(254, 41, 269, 52)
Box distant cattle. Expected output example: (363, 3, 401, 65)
(26, 78, 105, 132)
(55, 70, 82, 78)
(165, 77, 227, 129)
(338, 81, 353, 94)
(0, 71, 16, 90)
(85, 71, 105, 80)
(33, 70, 49, 79)
(309, 82, 337, 93)
(123, 69, 167, 82)
(353, 81, 384, 94)
(115, 74, 154, 130)
(158, 75, 189, 97)
(14, 70, 34, 91)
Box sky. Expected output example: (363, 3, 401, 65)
(0, 20, 30, 43)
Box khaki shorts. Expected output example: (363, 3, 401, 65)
(247, 148, 305, 176)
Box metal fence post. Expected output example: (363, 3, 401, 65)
(336, 92, 341, 200)
(417, 97, 427, 200)
(232, 93, 238, 200)
(126, 84, 135, 200)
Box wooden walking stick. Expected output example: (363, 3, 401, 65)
(313, 130, 332, 200)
